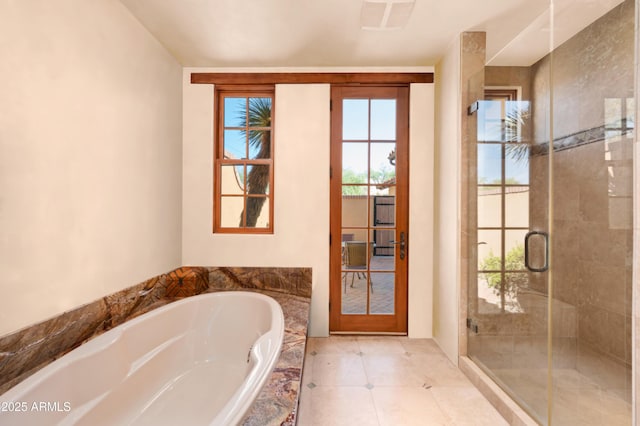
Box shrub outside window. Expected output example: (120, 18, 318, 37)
(214, 86, 274, 233)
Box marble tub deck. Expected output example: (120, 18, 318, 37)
(0, 266, 312, 426)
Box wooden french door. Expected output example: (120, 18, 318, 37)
(329, 85, 409, 333)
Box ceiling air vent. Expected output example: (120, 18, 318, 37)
(360, 0, 416, 30)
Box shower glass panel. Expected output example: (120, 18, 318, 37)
(466, 1, 634, 425)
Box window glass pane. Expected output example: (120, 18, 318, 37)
(478, 100, 504, 142)
(343, 142, 368, 182)
(504, 273, 528, 309)
(478, 186, 502, 228)
(248, 131, 271, 160)
(221, 165, 245, 195)
(220, 196, 244, 227)
(224, 129, 247, 159)
(246, 165, 270, 195)
(370, 272, 394, 314)
(478, 229, 502, 270)
(505, 187, 529, 227)
(224, 97, 246, 127)
(245, 196, 269, 228)
(247, 97, 272, 160)
(477, 273, 502, 313)
(247, 97, 272, 127)
(343, 99, 369, 140)
(478, 144, 502, 184)
(505, 144, 529, 184)
(504, 230, 527, 271)
(370, 142, 396, 185)
(370, 99, 396, 140)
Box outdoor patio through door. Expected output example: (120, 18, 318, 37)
(329, 85, 408, 333)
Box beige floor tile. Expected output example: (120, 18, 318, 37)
(307, 336, 359, 355)
(296, 386, 313, 425)
(362, 353, 425, 386)
(409, 353, 472, 387)
(306, 386, 380, 426)
(400, 338, 444, 354)
(301, 348, 314, 387)
(431, 387, 509, 426)
(357, 336, 406, 354)
(371, 386, 451, 426)
(298, 337, 508, 426)
(312, 353, 368, 387)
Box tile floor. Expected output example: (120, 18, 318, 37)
(296, 336, 508, 425)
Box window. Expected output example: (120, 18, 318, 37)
(476, 89, 531, 313)
(214, 86, 274, 233)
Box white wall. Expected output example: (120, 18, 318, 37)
(433, 38, 462, 362)
(182, 70, 435, 337)
(408, 83, 435, 338)
(0, 0, 183, 336)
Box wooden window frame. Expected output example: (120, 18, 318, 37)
(214, 85, 275, 234)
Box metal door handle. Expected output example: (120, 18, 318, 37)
(390, 232, 406, 260)
(524, 230, 549, 272)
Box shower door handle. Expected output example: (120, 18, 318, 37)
(524, 230, 549, 272)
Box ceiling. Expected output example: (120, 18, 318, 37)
(119, 0, 624, 68)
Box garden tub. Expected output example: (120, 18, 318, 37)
(0, 291, 284, 425)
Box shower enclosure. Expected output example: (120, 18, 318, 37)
(465, 0, 635, 424)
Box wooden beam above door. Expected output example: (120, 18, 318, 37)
(191, 72, 433, 85)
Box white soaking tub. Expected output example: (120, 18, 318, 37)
(0, 291, 284, 426)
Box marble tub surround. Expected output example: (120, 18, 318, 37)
(208, 266, 312, 298)
(228, 289, 310, 425)
(165, 266, 209, 297)
(0, 270, 171, 395)
(0, 266, 312, 426)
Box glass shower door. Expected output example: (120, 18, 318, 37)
(466, 0, 634, 424)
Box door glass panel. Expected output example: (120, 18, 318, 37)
(370, 229, 395, 271)
(370, 272, 394, 314)
(371, 196, 395, 228)
(370, 142, 396, 185)
(370, 100, 396, 140)
(343, 143, 368, 184)
(342, 99, 369, 140)
(342, 193, 368, 227)
(342, 240, 369, 315)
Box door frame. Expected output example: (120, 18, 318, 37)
(329, 85, 409, 334)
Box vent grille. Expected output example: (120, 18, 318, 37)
(360, 0, 416, 30)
